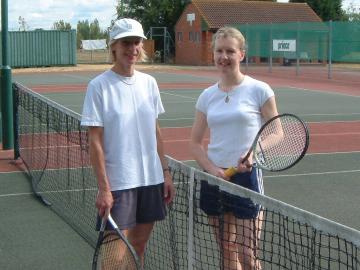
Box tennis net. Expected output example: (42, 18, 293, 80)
(13, 82, 360, 269)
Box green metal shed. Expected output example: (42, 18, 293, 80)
(0, 29, 77, 68)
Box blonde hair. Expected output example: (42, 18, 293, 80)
(211, 26, 246, 51)
(109, 39, 148, 63)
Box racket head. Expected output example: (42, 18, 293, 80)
(92, 215, 141, 270)
(252, 113, 309, 172)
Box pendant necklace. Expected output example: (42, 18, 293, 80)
(219, 83, 234, 103)
(221, 75, 245, 103)
(119, 75, 136, 85)
(225, 93, 230, 103)
(112, 68, 136, 85)
(223, 89, 235, 103)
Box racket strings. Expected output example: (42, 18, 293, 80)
(98, 233, 138, 270)
(255, 116, 308, 170)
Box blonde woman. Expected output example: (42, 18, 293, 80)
(190, 27, 279, 270)
(81, 18, 175, 266)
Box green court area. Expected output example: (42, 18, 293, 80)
(1, 68, 359, 269)
(0, 172, 93, 270)
(14, 69, 360, 125)
(37, 85, 360, 126)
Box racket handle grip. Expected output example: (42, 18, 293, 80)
(224, 167, 237, 177)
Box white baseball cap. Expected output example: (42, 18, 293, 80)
(109, 18, 147, 44)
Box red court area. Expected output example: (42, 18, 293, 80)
(159, 66, 360, 160)
(162, 122, 360, 161)
(2, 65, 360, 171)
(2, 120, 358, 172)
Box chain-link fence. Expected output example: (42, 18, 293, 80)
(77, 49, 110, 64)
(233, 21, 360, 78)
(77, 39, 156, 64)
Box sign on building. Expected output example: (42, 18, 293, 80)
(187, 13, 195, 26)
(273, 40, 296, 52)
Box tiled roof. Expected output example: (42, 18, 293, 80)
(192, 0, 322, 30)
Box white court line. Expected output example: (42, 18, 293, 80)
(183, 151, 360, 178)
(306, 119, 360, 124)
(284, 86, 360, 98)
(158, 130, 360, 136)
(155, 71, 217, 80)
(266, 169, 360, 178)
(44, 92, 85, 96)
(160, 91, 197, 100)
(55, 104, 83, 108)
(160, 118, 194, 122)
(167, 116, 359, 123)
(0, 171, 26, 174)
(307, 151, 360, 155)
(162, 125, 193, 129)
(311, 132, 360, 136)
(164, 100, 195, 104)
(0, 188, 97, 199)
(61, 73, 95, 80)
(0, 192, 33, 197)
(0, 183, 185, 199)
(160, 89, 201, 93)
(299, 113, 360, 117)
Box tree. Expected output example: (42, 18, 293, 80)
(76, 19, 108, 48)
(115, 0, 190, 37)
(115, 0, 190, 60)
(343, 2, 360, 21)
(18, 16, 29, 31)
(89, 19, 103, 38)
(52, 20, 72, 30)
(289, 0, 345, 21)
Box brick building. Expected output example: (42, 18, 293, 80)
(175, 0, 322, 65)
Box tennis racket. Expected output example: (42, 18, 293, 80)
(92, 213, 141, 270)
(225, 113, 309, 176)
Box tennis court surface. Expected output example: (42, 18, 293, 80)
(1, 64, 360, 269)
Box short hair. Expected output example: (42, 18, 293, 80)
(211, 26, 246, 51)
(109, 39, 148, 63)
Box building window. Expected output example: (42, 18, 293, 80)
(189, 31, 201, 43)
(189, 31, 193, 42)
(194, 32, 201, 43)
(188, 31, 200, 43)
(177, 32, 183, 42)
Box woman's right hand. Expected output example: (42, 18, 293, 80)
(96, 189, 113, 217)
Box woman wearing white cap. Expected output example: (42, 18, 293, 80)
(81, 18, 175, 265)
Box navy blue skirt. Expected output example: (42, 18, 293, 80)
(200, 169, 261, 219)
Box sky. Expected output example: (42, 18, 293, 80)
(4, 0, 360, 31)
(278, 0, 359, 9)
(7, 0, 119, 31)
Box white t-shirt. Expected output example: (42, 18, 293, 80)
(196, 75, 274, 168)
(81, 69, 165, 191)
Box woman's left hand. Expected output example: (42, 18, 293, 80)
(237, 154, 253, 173)
(163, 171, 175, 204)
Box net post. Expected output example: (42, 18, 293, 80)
(296, 21, 300, 76)
(245, 23, 249, 72)
(12, 83, 20, 159)
(268, 23, 272, 74)
(1, 0, 14, 150)
(187, 167, 195, 270)
(328, 20, 333, 79)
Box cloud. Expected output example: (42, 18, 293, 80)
(9, 0, 357, 31)
(8, 0, 118, 31)
(276, 0, 359, 9)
